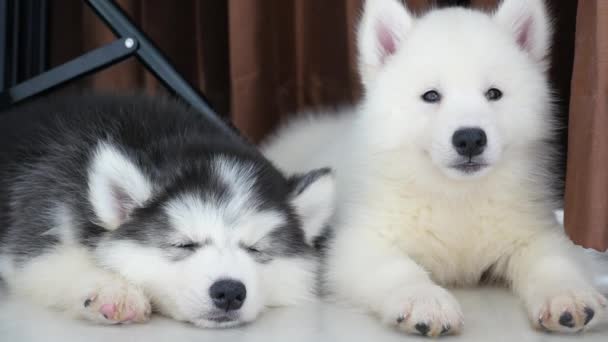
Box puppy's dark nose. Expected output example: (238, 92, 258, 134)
(209, 279, 246, 311)
(452, 128, 487, 157)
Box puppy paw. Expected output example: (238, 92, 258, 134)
(530, 288, 606, 333)
(79, 280, 151, 324)
(382, 284, 464, 337)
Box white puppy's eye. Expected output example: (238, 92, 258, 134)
(485, 88, 503, 101)
(421, 90, 441, 103)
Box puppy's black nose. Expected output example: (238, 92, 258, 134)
(452, 128, 487, 157)
(209, 279, 246, 311)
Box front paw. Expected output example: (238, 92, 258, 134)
(530, 288, 607, 333)
(80, 280, 152, 325)
(381, 284, 464, 337)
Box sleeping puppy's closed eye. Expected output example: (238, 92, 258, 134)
(0, 94, 335, 328)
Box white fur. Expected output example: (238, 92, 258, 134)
(163, 193, 286, 247)
(91, 156, 332, 328)
(88, 142, 153, 230)
(263, 0, 606, 336)
(2, 153, 333, 329)
(41, 204, 77, 245)
(493, 0, 552, 66)
(291, 173, 336, 245)
(94, 191, 317, 328)
(5, 246, 151, 324)
(357, 0, 414, 86)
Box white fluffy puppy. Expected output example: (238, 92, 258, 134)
(262, 0, 607, 337)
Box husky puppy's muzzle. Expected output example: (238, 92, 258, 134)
(204, 279, 247, 325)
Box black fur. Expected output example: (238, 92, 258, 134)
(287, 168, 331, 196)
(0, 93, 318, 264)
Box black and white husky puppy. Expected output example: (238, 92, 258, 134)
(0, 94, 334, 328)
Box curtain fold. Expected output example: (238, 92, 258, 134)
(565, 1, 608, 251)
(227, 0, 364, 142)
(50, 0, 231, 116)
(47, 0, 606, 250)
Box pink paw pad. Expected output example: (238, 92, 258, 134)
(100, 303, 116, 320)
(98, 303, 136, 323)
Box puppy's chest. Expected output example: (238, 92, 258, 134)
(377, 197, 531, 285)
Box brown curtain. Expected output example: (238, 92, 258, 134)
(564, 1, 608, 251)
(49, 0, 607, 251)
(226, 0, 362, 141)
(50, 0, 231, 116)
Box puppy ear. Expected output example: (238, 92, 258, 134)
(289, 168, 335, 246)
(88, 142, 153, 230)
(358, 0, 413, 86)
(493, 0, 552, 65)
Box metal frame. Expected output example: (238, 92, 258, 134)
(0, 0, 232, 137)
(0, 0, 7, 92)
(0, 38, 136, 106)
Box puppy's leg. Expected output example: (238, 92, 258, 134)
(507, 231, 607, 333)
(6, 246, 151, 324)
(326, 227, 463, 337)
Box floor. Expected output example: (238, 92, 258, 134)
(2, 212, 607, 341)
(2, 285, 608, 342)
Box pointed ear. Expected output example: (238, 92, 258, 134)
(493, 0, 552, 65)
(289, 168, 335, 246)
(88, 142, 153, 230)
(358, 0, 413, 86)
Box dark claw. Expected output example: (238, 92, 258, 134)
(441, 325, 451, 335)
(584, 307, 595, 325)
(415, 323, 430, 336)
(103, 314, 109, 319)
(559, 311, 575, 328)
(396, 315, 405, 324)
(83, 299, 92, 307)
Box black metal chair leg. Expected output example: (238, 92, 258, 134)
(84, 0, 232, 136)
(0, 38, 136, 109)
(0, 0, 234, 139)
